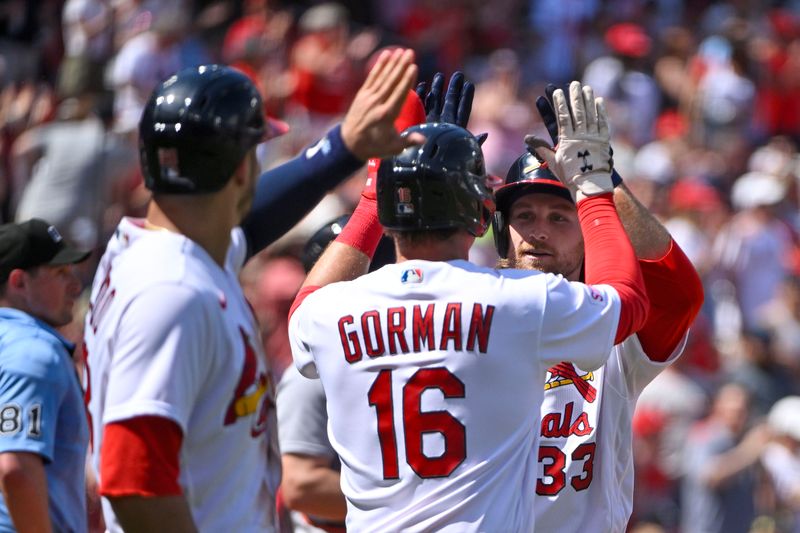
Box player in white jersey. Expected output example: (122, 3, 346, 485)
(84, 50, 424, 532)
(289, 83, 650, 531)
(493, 83, 704, 531)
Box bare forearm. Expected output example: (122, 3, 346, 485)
(301, 241, 372, 289)
(109, 495, 197, 533)
(702, 446, 763, 489)
(0, 452, 52, 533)
(281, 454, 347, 520)
(614, 183, 672, 260)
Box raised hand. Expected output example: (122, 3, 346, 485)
(526, 81, 614, 200)
(415, 71, 474, 128)
(536, 82, 622, 186)
(341, 48, 425, 161)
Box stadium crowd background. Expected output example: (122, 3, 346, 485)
(2, 0, 800, 531)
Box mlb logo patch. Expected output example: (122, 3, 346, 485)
(395, 186, 414, 216)
(158, 148, 180, 179)
(401, 268, 423, 284)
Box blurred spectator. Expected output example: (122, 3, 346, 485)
(583, 22, 661, 147)
(222, 0, 293, 111)
(664, 178, 725, 275)
(763, 396, 800, 532)
(525, 0, 599, 85)
(691, 35, 756, 154)
(397, 0, 470, 79)
(0, 83, 57, 221)
(289, 3, 363, 122)
(713, 170, 795, 331)
(757, 275, 800, 378)
(469, 48, 533, 176)
(109, 5, 187, 133)
(752, 9, 800, 141)
(57, 0, 113, 98)
(681, 383, 771, 533)
(246, 255, 306, 381)
(728, 328, 797, 417)
(11, 93, 137, 251)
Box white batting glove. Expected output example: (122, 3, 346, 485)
(526, 81, 614, 199)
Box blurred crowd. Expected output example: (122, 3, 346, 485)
(3, 0, 800, 531)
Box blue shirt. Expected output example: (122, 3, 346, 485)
(0, 308, 88, 533)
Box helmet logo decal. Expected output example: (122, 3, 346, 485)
(158, 148, 180, 179)
(401, 268, 423, 284)
(395, 186, 414, 215)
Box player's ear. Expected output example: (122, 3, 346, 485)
(231, 149, 257, 187)
(6, 269, 27, 293)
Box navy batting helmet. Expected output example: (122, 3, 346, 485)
(377, 123, 495, 237)
(302, 214, 396, 273)
(139, 64, 287, 194)
(492, 150, 572, 258)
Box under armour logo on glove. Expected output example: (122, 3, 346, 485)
(524, 81, 615, 199)
(577, 150, 593, 173)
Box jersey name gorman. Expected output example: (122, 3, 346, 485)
(337, 302, 496, 362)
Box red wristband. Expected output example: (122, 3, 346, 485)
(334, 196, 383, 258)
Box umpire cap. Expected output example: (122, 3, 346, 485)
(0, 219, 90, 282)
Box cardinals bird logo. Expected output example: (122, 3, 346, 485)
(545, 362, 597, 402)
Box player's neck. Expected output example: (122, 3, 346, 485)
(395, 233, 473, 263)
(146, 196, 235, 267)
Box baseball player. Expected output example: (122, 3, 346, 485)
(288, 83, 650, 531)
(84, 49, 422, 532)
(491, 83, 704, 532)
(278, 89, 425, 533)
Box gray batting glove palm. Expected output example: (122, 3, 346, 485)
(525, 81, 614, 200)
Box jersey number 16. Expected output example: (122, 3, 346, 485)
(368, 367, 466, 479)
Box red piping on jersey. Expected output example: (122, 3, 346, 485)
(289, 285, 321, 320)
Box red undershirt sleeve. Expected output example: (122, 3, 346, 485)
(100, 416, 183, 497)
(636, 240, 705, 362)
(578, 194, 649, 344)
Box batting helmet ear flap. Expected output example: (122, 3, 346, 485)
(492, 210, 510, 259)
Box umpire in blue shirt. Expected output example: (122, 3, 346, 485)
(0, 218, 89, 532)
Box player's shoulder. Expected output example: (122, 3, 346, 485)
(0, 317, 68, 380)
(108, 221, 222, 295)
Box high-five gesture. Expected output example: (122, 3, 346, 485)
(526, 81, 614, 200)
(415, 71, 475, 128)
(341, 48, 425, 161)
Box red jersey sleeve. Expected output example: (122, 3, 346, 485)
(579, 194, 649, 344)
(636, 239, 705, 362)
(100, 416, 183, 497)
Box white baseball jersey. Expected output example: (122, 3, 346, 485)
(84, 217, 280, 532)
(289, 259, 623, 532)
(533, 334, 685, 532)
